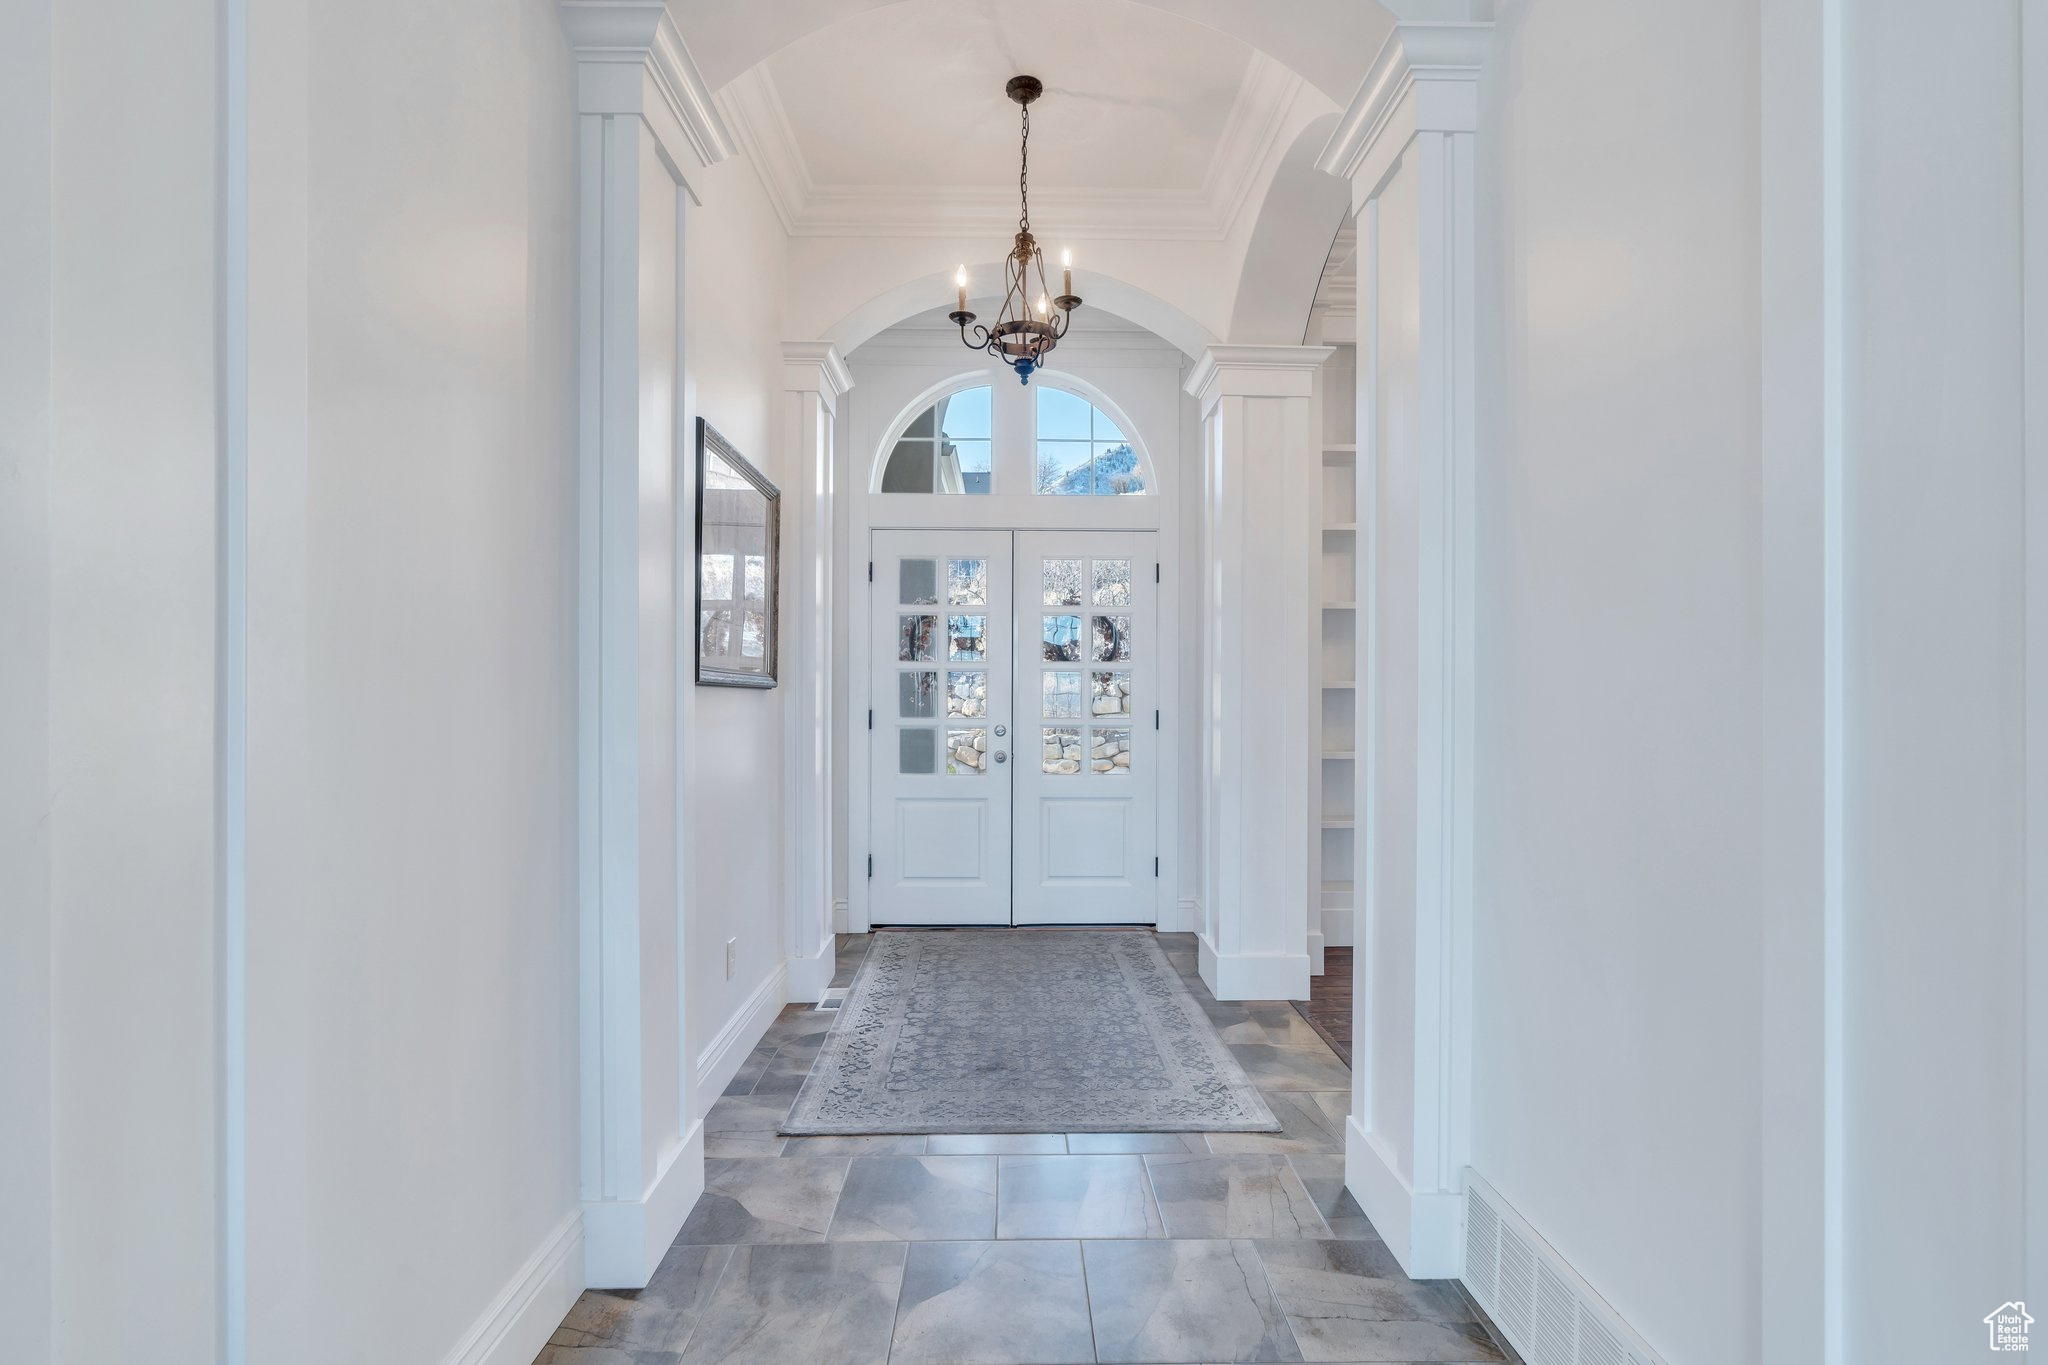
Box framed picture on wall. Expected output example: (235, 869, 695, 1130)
(694, 418, 780, 688)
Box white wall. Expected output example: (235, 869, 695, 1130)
(1471, 2, 1762, 1362)
(686, 144, 794, 1094)
(244, 2, 583, 1362)
(38, 1, 228, 1359)
(1840, 4, 2027, 1358)
(0, 2, 55, 1360)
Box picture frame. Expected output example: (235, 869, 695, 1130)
(694, 418, 780, 688)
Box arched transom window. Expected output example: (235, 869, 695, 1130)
(878, 383, 1149, 497)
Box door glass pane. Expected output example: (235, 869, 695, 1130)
(1092, 727, 1131, 774)
(1043, 559, 1083, 606)
(948, 557, 987, 605)
(898, 614, 937, 661)
(898, 671, 938, 718)
(946, 729, 987, 776)
(1092, 559, 1131, 605)
(1042, 670, 1082, 719)
(1090, 671, 1131, 717)
(1091, 615, 1131, 662)
(946, 670, 986, 718)
(899, 727, 936, 774)
(898, 558, 939, 605)
(1042, 614, 1083, 661)
(1042, 727, 1082, 775)
(947, 614, 986, 661)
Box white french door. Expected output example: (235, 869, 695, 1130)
(868, 529, 1159, 926)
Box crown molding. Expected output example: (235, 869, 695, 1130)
(558, 1, 735, 179)
(1315, 21, 1490, 196)
(1185, 344, 1336, 414)
(782, 341, 855, 408)
(719, 52, 1312, 241)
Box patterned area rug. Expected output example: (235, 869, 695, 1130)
(781, 930, 1280, 1135)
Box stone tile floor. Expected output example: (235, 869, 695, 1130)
(536, 931, 1520, 1365)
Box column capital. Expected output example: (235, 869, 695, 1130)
(558, 1, 733, 181)
(1185, 345, 1335, 416)
(781, 342, 854, 415)
(1316, 21, 1491, 200)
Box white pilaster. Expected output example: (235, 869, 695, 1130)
(560, 1, 732, 1291)
(781, 343, 852, 1003)
(1316, 20, 1487, 1280)
(1186, 345, 1332, 1001)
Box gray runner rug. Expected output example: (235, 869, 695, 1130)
(781, 929, 1280, 1135)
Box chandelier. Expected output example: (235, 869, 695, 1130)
(950, 75, 1081, 384)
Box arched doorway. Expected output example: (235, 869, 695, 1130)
(843, 342, 1184, 929)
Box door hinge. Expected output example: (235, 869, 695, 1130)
(868, 708, 873, 730)
(868, 561, 874, 582)
(867, 855, 874, 879)
(1154, 562, 1160, 583)
(1154, 709, 1160, 730)
(1154, 856, 1160, 877)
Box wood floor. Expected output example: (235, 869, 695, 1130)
(1294, 946, 1352, 1066)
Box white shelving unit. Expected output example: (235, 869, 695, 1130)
(1309, 347, 1358, 970)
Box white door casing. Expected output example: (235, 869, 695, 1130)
(1012, 532, 1160, 924)
(868, 530, 1015, 925)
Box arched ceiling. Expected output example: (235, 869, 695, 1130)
(673, 0, 1405, 106)
(715, 0, 1350, 241)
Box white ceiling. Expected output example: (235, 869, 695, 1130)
(764, 2, 1248, 193)
(714, 0, 1336, 239)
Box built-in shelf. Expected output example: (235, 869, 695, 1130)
(1320, 880, 1355, 908)
(1324, 601, 1357, 610)
(1322, 750, 1356, 760)
(1322, 680, 1357, 690)
(1320, 818, 1355, 830)
(1317, 351, 1359, 945)
(1324, 523, 1357, 533)
(1324, 443, 1356, 452)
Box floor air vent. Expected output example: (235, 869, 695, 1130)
(814, 988, 849, 1010)
(1463, 1174, 1667, 1365)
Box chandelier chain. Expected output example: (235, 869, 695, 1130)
(1018, 102, 1031, 236)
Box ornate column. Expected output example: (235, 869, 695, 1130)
(781, 343, 853, 1001)
(558, 0, 733, 1290)
(1185, 345, 1332, 1001)
(1315, 20, 1486, 1279)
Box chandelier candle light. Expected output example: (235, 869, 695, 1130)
(950, 75, 1082, 384)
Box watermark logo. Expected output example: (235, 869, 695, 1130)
(1985, 1302, 2033, 1352)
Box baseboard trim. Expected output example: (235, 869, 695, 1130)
(1346, 1116, 1463, 1278)
(437, 1210, 583, 1365)
(786, 947, 834, 1004)
(693, 962, 788, 1116)
(582, 1120, 704, 1289)
(1200, 940, 1312, 1001)
(1320, 907, 1354, 947)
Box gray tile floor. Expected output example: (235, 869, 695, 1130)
(537, 932, 1519, 1365)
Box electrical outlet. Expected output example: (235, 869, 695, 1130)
(724, 938, 737, 980)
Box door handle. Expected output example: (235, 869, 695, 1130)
(993, 751, 1008, 763)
